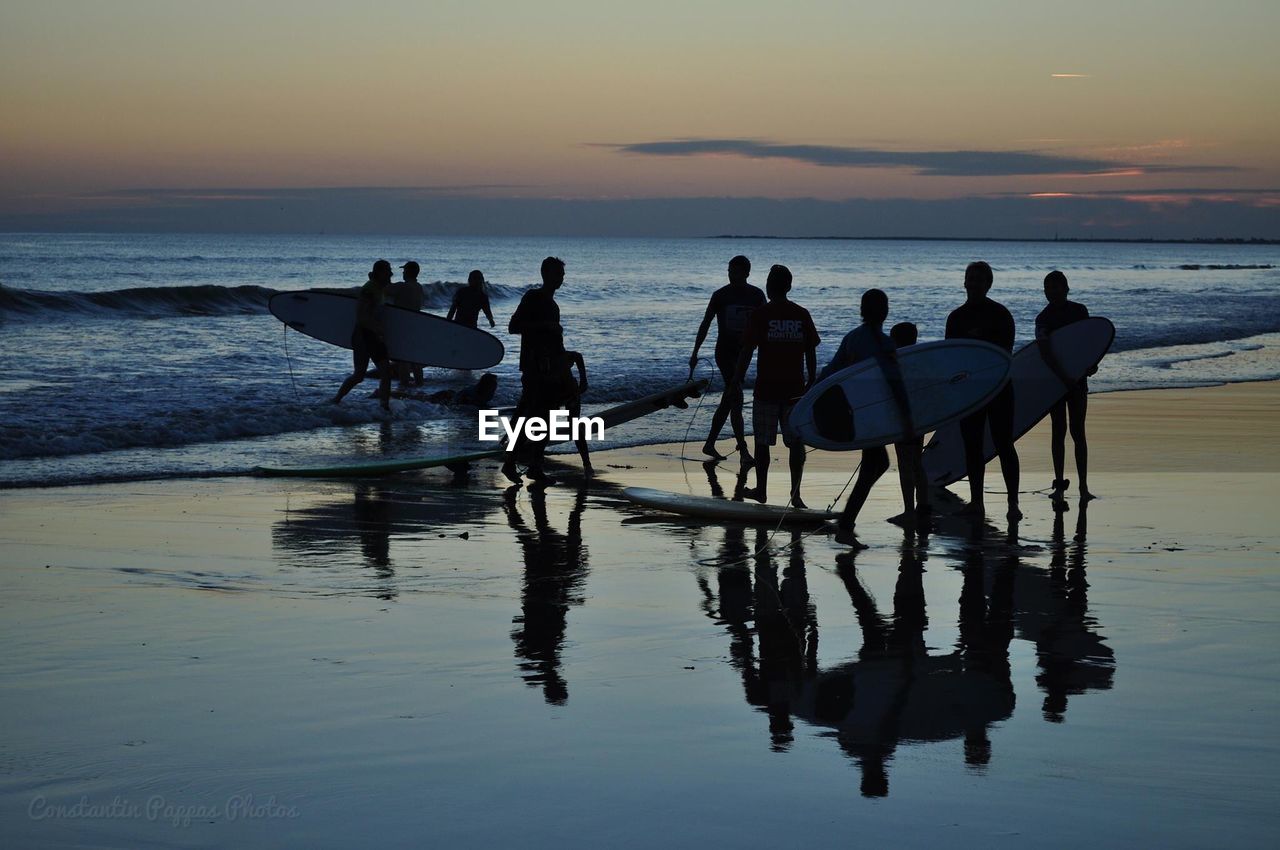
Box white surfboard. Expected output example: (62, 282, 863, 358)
(622, 487, 836, 524)
(787, 340, 1012, 451)
(269, 290, 504, 369)
(922, 316, 1115, 486)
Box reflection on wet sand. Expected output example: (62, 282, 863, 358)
(1024, 501, 1115, 721)
(506, 484, 590, 706)
(697, 490, 1115, 796)
(270, 477, 498, 598)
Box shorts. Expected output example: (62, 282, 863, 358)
(753, 399, 799, 447)
(351, 327, 389, 366)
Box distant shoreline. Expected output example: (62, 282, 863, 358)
(710, 235, 1280, 245)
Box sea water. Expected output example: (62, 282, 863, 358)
(2, 233, 1278, 487)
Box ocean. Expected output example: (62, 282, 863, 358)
(2, 233, 1278, 488)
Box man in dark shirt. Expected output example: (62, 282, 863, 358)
(945, 261, 1020, 519)
(689, 255, 766, 464)
(448, 269, 497, 330)
(732, 265, 820, 507)
(1036, 270, 1094, 502)
(503, 257, 567, 486)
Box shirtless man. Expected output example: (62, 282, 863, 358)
(689, 255, 765, 463)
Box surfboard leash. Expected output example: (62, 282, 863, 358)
(283, 323, 302, 403)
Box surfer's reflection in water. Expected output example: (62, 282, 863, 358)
(699, 517, 1026, 796)
(270, 480, 496, 600)
(1021, 500, 1115, 721)
(697, 526, 820, 752)
(505, 484, 590, 705)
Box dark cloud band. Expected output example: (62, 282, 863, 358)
(609, 138, 1237, 178)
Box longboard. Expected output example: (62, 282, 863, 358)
(922, 316, 1115, 486)
(255, 379, 708, 478)
(269, 290, 504, 369)
(788, 340, 1012, 451)
(622, 486, 836, 524)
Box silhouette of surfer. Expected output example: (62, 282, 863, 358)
(689, 255, 765, 463)
(1037, 270, 1095, 501)
(945, 261, 1021, 520)
(819, 289, 915, 548)
(888, 322, 930, 525)
(731, 264, 820, 507)
(332, 259, 394, 411)
(390, 261, 426, 387)
(448, 269, 496, 330)
(503, 257, 567, 486)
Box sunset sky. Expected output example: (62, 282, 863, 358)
(3, 0, 1278, 236)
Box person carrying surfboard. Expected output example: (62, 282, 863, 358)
(731, 264, 820, 508)
(689, 255, 765, 464)
(331, 259, 394, 411)
(391, 261, 426, 387)
(1037, 270, 1094, 502)
(945, 261, 1021, 520)
(819, 289, 915, 547)
(502, 256, 567, 486)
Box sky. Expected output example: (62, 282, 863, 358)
(2, 0, 1278, 237)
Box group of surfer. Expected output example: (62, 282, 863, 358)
(331, 256, 592, 484)
(331, 259, 496, 410)
(327, 254, 1095, 543)
(693, 256, 1093, 545)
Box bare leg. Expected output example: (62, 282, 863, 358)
(703, 394, 732, 459)
(889, 442, 916, 525)
(989, 386, 1020, 520)
(742, 439, 769, 502)
(958, 412, 986, 514)
(836, 447, 890, 544)
(1068, 388, 1092, 499)
(377, 367, 392, 411)
(1049, 401, 1068, 492)
(912, 439, 930, 514)
(729, 398, 752, 463)
(787, 442, 806, 508)
(332, 349, 369, 404)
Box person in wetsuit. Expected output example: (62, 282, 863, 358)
(448, 269, 496, 330)
(732, 264, 820, 508)
(332, 259, 394, 411)
(502, 257, 568, 487)
(945, 261, 1020, 520)
(1037, 270, 1094, 502)
(689, 255, 766, 464)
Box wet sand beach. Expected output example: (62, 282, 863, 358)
(2, 382, 1278, 847)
